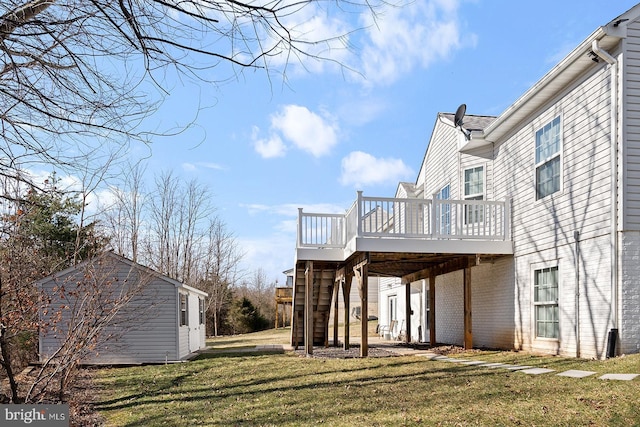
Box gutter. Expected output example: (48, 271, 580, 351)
(591, 39, 619, 356)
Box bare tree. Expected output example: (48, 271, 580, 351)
(199, 217, 243, 336)
(1, 0, 376, 191)
(145, 171, 210, 285)
(101, 167, 243, 335)
(105, 163, 147, 262)
(30, 254, 155, 403)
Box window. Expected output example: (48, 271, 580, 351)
(535, 116, 561, 199)
(464, 166, 484, 223)
(436, 185, 450, 235)
(534, 266, 559, 339)
(199, 298, 205, 325)
(180, 293, 188, 327)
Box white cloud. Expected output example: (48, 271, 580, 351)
(182, 161, 227, 172)
(272, 105, 338, 157)
(252, 126, 287, 158)
(359, 0, 470, 86)
(340, 151, 413, 187)
(252, 105, 339, 158)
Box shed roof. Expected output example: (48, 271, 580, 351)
(37, 251, 208, 298)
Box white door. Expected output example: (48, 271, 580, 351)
(188, 294, 201, 352)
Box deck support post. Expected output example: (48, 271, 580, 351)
(404, 281, 411, 344)
(333, 276, 341, 347)
(342, 270, 353, 350)
(354, 254, 369, 357)
(429, 275, 436, 346)
(304, 261, 314, 356)
(463, 267, 472, 350)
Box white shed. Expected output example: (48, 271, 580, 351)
(38, 252, 207, 364)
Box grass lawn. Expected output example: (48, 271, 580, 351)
(94, 330, 640, 426)
(206, 328, 291, 350)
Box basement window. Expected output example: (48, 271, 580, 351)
(534, 266, 559, 339)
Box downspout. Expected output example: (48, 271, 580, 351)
(574, 231, 580, 358)
(591, 40, 619, 357)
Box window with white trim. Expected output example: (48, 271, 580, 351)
(180, 293, 188, 327)
(199, 297, 205, 325)
(464, 166, 484, 223)
(535, 116, 561, 199)
(534, 266, 559, 339)
(436, 185, 450, 235)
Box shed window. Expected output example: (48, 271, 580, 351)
(534, 266, 559, 339)
(199, 298, 205, 325)
(535, 117, 561, 199)
(180, 293, 188, 327)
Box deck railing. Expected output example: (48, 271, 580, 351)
(297, 192, 511, 248)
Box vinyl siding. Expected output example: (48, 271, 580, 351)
(624, 22, 640, 229)
(493, 62, 613, 256)
(488, 59, 615, 358)
(422, 123, 460, 197)
(412, 37, 618, 358)
(459, 145, 494, 201)
(39, 258, 179, 364)
(513, 234, 612, 359)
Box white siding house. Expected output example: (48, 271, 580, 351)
(292, 4, 640, 359)
(38, 252, 207, 364)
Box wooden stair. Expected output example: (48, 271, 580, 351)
(291, 261, 335, 347)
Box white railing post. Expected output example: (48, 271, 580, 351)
(297, 208, 304, 247)
(431, 193, 438, 238)
(357, 191, 363, 238)
(504, 197, 512, 241)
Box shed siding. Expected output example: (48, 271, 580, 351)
(40, 258, 179, 364)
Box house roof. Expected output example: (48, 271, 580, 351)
(36, 251, 208, 297)
(439, 113, 496, 132)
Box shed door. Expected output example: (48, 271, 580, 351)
(188, 294, 201, 352)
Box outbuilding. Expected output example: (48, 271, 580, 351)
(38, 251, 207, 364)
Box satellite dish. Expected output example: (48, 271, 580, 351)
(454, 104, 466, 128)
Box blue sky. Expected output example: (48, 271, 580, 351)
(73, 1, 640, 284)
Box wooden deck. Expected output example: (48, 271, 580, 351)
(291, 192, 514, 357)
